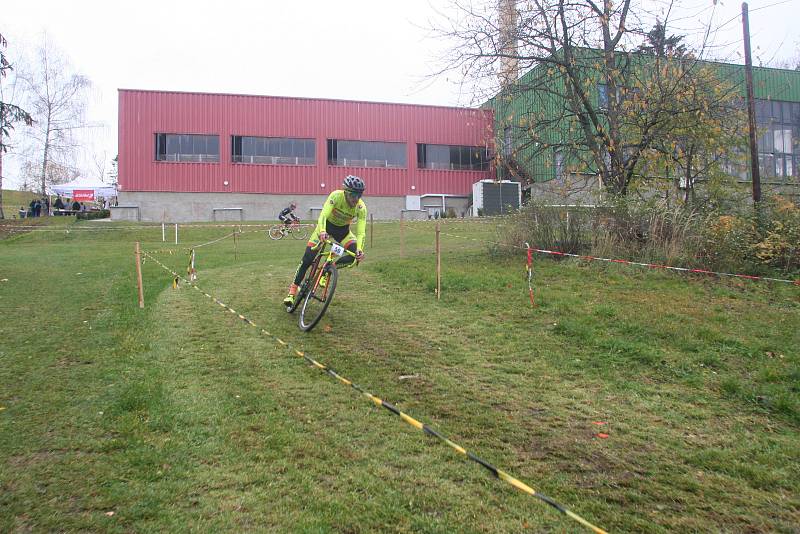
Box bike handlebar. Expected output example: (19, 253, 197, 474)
(322, 238, 358, 258)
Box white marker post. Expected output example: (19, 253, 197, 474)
(436, 222, 441, 301)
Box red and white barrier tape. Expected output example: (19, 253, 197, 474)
(191, 231, 237, 249)
(410, 225, 800, 286)
(528, 247, 800, 285)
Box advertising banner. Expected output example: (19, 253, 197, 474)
(72, 190, 95, 201)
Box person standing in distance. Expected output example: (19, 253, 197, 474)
(283, 175, 366, 306)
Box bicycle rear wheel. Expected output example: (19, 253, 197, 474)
(291, 224, 309, 240)
(268, 225, 284, 240)
(299, 264, 338, 332)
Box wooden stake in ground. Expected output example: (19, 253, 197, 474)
(134, 241, 144, 308)
(175, 223, 179, 244)
(161, 222, 165, 242)
(436, 221, 441, 301)
(370, 213, 373, 249)
(234, 230, 238, 261)
(526, 242, 535, 307)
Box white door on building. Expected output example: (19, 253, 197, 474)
(405, 195, 421, 211)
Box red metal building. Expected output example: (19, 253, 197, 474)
(116, 89, 495, 221)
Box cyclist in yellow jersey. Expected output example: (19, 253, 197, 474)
(283, 175, 367, 306)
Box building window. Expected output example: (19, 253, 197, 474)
(326, 140, 406, 168)
(756, 99, 800, 181)
(231, 136, 315, 165)
(554, 149, 564, 179)
(155, 133, 219, 163)
(503, 126, 513, 157)
(417, 143, 489, 171)
(596, 83, 644, 112)
(597, 84, 609, 110)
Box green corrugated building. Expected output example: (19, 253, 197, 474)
(485, 48, 800, 195)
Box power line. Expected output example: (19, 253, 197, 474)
(712, 0, 796, 33)
(749, 0, 795, 13)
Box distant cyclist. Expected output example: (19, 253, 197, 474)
(283, 175, 367, 306)
(278, 201, 300, 228)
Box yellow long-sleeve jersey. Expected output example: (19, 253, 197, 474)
(315, 190, 368, 251)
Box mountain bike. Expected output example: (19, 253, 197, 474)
(285, 239, 357, 332)
(268, 220, 308, 241)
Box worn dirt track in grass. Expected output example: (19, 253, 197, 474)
(1, 219, 798, 532)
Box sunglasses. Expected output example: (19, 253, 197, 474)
(345, 190, 363, 199)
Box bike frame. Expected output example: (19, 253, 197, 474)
(287, 238, 358, 316)
(281, 219, 300, 232)
(310, 239, 357, 288)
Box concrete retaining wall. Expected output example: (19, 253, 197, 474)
(115, 192, 446, 222)
(109, 206, 141, 221)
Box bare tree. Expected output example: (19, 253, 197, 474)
(18, 160, 44, 192)
(91, 150, 107, 182)
(19, 34, 91, 200)
(107, 154, 118, 189)
(773, 42, 800, 71)
(17, 159, 78, 194)
(0, 33, 34, 219)
(435, 0, 744, 197)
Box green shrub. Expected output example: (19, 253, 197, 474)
(511, 203, 593, 254)
(76, 209, 110, 221)
(700, 196, 800, 273)
(753, 197, 800, 271)
(497, 194, 799, 277)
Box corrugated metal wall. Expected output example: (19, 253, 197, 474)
(119, 90, 495, 197)
(485, 51, 800, 184)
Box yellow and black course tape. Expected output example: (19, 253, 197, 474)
(141, 249, 608, 533)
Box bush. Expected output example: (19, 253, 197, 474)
(502, 202, 594, 255)
(593, 197, 708, 265)
(701, 196, 800, 273)
(76, 209, 110, 221)
(497, 194, 800, 277)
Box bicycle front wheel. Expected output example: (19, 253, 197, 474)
(287, 258, 320, 314)
(291, 224, 309, 240)
(299, 264, 338, 332)
(268, 225, 284, 240)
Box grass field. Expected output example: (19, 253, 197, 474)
(1, 189, 39, 218)
(1, 217, 798, 532)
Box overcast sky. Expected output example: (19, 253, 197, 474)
(2, 0, 797, 189)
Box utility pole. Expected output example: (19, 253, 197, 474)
(742, 2, 761, 203)
(0, 79, 5, 220)
(0, 121, 4, 219)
